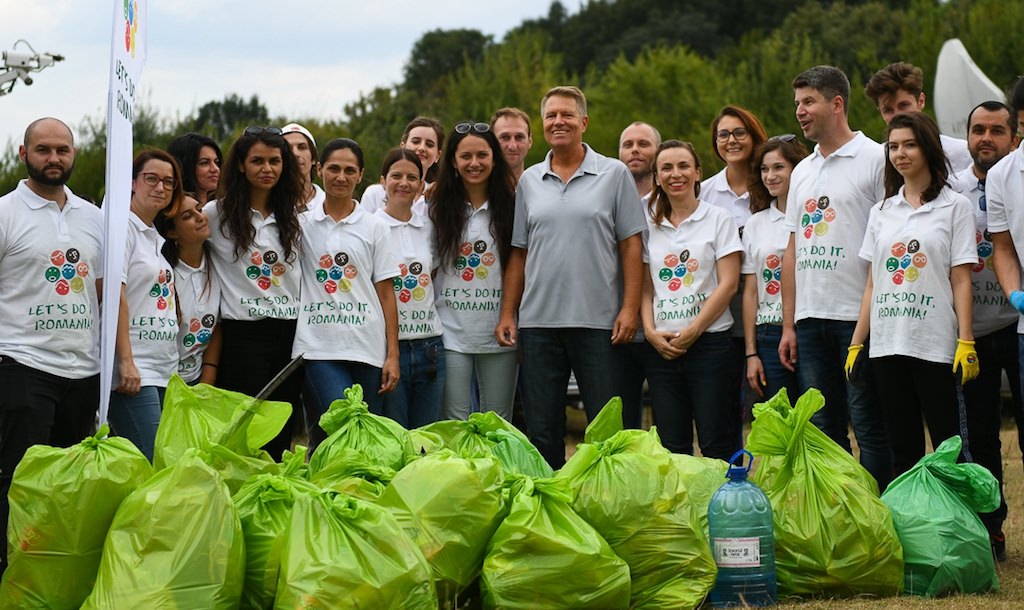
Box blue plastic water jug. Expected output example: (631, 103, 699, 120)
(707, 449, 776, 607)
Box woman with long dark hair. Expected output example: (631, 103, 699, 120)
(204, 126, 304, 458)
(360, 116, 445, 214)
(847, 111, 978, 478)
(167, 133, 222, 205)
(429, 121, 517, 420)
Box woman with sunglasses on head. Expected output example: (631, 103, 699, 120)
(292, 138, 400, 448)
(111, 149, 184, 461)
(741, 135, 808, 400)
(375, 148, 445, 428)
(641, 140, 743, 460)
(360, 116, 445, 215)
(154, 192, 222, 387)
(204, 126, 304, 459)
(167, 133, 222, 205)
(848, 111, 978, 478)
(429, 121, 517, 421)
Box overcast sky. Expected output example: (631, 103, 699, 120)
(0, 0, 558, 150)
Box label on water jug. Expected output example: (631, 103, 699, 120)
(714, 537, 761, 567)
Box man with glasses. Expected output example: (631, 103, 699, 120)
(490, 108, 533, 181)
(777, 66, 893, 489)
(496, 86, 646, 467)
(0, 118, 102, 573)
(951, 100, 1020, 562)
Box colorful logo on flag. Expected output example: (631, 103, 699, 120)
(124, 0, 140, 57)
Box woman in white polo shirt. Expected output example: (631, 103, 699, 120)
(640, 140, 743, 460)
(376, 148, 445, 428)
(204, 126, 305, 459)
(111, 149, 184, 461)
(154, 193, 221, 386)
(742, 135, 808, 400)
(848, 111, 978, 478)
(293, 138, 400, 447)
(359, 117, 445, 215)
(429, 122, 517, 421)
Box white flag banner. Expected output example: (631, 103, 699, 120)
(100, 0, 147, 424)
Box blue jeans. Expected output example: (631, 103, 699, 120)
(303, 360, 383, 449)
(796, 318, 892, 489)
(519, 328, 625, 468)
(756, 324, 800, 401)
(382, 337, 445, 429)
(108, 386, 165, 462)
(641, 331, 740, 459)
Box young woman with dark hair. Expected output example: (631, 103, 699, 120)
(167, 133, 222, 205)
(848, 110, 978, 478)
(203, 126, 304, 459)
(292, 138, 400, 448)
(429, 121, 517, 420)
(360, 116, 445, 214)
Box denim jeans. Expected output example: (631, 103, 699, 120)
(756, 324, 800, 401)
(108, 386, 165, 462)
(303, 359, 383, 450)
(443, 350, 517, 421)
(382, 337, 445, 429)
(796, 318, 893, 489)
(519, 328, 623, 468)
(641, 331, 741, 460)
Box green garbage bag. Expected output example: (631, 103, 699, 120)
(409, 428, 445, 455)
(559, 427, 717, 609)
(235, 448, 320, 610)
(881, 435, 1000, 596)
(421, 411, 552, 478)
(667, 453, 730, 536)
(377, 450, 506, 603)
(309, 384, 415, 473)
(0, 425, 153, 609)
(480, 475, 631, 609)
(309, 447, 396, 501)
(274, 491, 437, 609)
(154, 375, 290, 479)
(81, 449, 245, 609)
(582, 396, 623, 444)
(747, 388, 903, 597)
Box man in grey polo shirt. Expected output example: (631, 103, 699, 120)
(496, 85, 646, 467)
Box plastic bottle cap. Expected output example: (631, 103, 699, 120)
(726, 465, 748, 480)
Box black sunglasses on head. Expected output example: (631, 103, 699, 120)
(244, 126, 284, 137)
(454, 122, 490, 134)
(770, 133, 798, 143)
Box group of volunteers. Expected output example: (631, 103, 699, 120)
(3, 60, 1024, 570)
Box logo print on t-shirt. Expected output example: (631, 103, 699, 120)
(657, 249, 700, 291)
(45, 248, 90, 296)
(761, 253, 783, 296)
(974, 230, 994, 273)
(315, 251, 358, 294)
(149, 268, 175, 311)
(182, 313, 215, 348)
(392, 260, 430, 303)
(245, 249, 286, 291)
(886, 239, 927, 285)
(800, 196, 837, 239)
(455, 240, 496, 282)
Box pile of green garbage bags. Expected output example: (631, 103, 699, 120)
(0, 382, 1004, 608)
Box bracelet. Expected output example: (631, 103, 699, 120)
(745, 353, 758, 358)
(202, 362, 219, 369)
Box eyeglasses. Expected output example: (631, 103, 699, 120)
(139, 172, 176, 190)
(244, 126, 284, 137)
(455, 122, 490, 134)
(770, 134, 798, 143)
(716, 128, 749, 142)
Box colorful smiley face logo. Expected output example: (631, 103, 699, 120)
(482, 252, 496, 267)
(202, 314, 215, 328)
(907, 239, 920, 254)
(251, 251, 263, 266)
(190, 319, 202, 333)
(55, 279, 69, 295)
(329, 266, 343, 281)
(891, 242, 907, 258)
(818, 196, 830, 209)
(399, 289, 411, 303)
(474, 240, 487, 254)
(272, 263, 286, 277)
(196, 328, 212, 343)
(344, 265, 357, 279)
(318, 254, 333, 268)
(77, 262, 89, 277)
(66, 248, 80, 263)
(257, 276, 272, 291)
(324, 280, 337, 294)
(912, 252, 927, 268)
(334, 252, 349, 266)
(765, 254, 781, 270)
(338, 278, 352, 292)
(664, 254, 679, 268)
(50, 250, 65, 266)
(455, 257, 467, 271)
(183, 334, 196, 348)
(264, 251, 279, 264)
(418, 273, 431, 287)
(45, 267, 60, 282)
(468, 254, 481, 268)
(804, 199, 817, 214)
(460, 242, 473, 256)
(766, 280, 781, 295)
(410, 262, 423, 275)
(475, 267, 488, 280)
(462, 268, 475, 282)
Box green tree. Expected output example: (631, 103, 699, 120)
(191, 93, 269, 142)
(403, 29, 492, 98)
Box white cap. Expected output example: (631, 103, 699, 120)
(281, 123, 316, 149)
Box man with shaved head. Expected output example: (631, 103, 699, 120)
(0, 118, 103, 573)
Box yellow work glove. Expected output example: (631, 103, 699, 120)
(953, 339, 979, 385)
(845, 344, 864, 383)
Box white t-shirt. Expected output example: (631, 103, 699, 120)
(950, 166, 1019, 337)
(204, 200, 300, 320)
(359, 183, 427, 216)
(375, 208, 442, 340)
(741, 201, 789, 326)
(984, 144, 1024, 333)
(434, 201, 513, 353)
(941, 134, 973, 174)
(0, 181, 103, 378)
(859, 186, 977, 364)
(785, 132, 885, 322)
(644, 201, 743, 334)
(298, 184, 326, 215)
(701, 168, 752, 231)
(174, 257, 221, 383)
(122, 213, 178, 387)
(293, 205, 398, 366)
